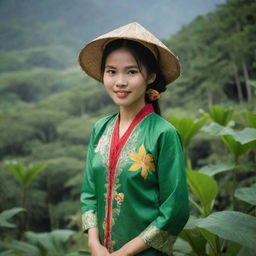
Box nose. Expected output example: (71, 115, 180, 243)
(115, 75, 128, 88)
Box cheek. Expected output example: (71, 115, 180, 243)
(103, 76, 112, 88)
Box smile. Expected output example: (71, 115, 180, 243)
(114, 91, 131, 98)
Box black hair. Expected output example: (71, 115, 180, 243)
(100, 39, 166, 115)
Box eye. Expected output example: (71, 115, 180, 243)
(105, 69, 116, 75)
(128, 69, 139, 75)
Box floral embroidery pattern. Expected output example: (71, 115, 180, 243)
(114, 193, 124, 205)
(139, 224, 176, 256)
(129, 144, 155, 179)
(81, 210, 97, 231)
(95, 135, 108, 154)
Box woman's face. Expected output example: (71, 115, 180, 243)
(103, 47, 155, 111)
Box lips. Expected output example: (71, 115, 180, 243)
(115, 90, 131, 98)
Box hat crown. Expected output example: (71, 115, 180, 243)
(95, 22, 168, 50)
(79, 22, 180, 85)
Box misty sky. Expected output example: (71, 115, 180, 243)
(86, 0, 225, 40)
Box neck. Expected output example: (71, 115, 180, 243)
(119, 102, 146, 124)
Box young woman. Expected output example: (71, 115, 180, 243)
(79, 22, 189, 256)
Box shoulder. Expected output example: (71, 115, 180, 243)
(147, 113, 178, 135)
(147, 114, 183, 152)
(92, 113, 118, 134)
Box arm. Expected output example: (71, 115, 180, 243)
(138, 128, 189, 255)
(88, 227, 110, 256)
(81, 128, 110, 255)
(110, 237, 149, 256)
(80, 126, 98, 232)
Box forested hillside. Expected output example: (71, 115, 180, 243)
(0, 0, 255, 255)
(164, 0, 256, 108)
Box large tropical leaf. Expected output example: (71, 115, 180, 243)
(196, 211, 256, 250)
(208, 105, 233, 126)
(168, 115, 208, 148)
(25, 229, 75, 256)
(222, 135, 250, 161)
(4, 161, 48, 188)
(173, 238, 192, 254)
(0, 207, 25, 228)
(231, 128, 256, 144)
(199, 162, 235, 176)
(245, 110, 256, 128)
(179, 215, 206, 256)
(237, 246, 256, 256)
(203, 123, 256, 144)
(235, 183, 256, 205)
(202, 123, 252, 160)
(7, 240, 39, 255)
(187, 169, 218, 216)
(202, 122, 234, 136)
(0, 250, 17, 256)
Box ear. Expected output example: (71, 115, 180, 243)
(147, 73, 156, 85)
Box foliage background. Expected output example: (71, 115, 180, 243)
(0, 0, 255, 255)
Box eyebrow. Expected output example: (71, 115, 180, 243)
(105, 65, 139, 69)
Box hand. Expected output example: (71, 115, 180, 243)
(88, 227, 110, 256)
(110, 237, 149, 256)
(110, 248, 132, 256)
(89, 242, 110, 256)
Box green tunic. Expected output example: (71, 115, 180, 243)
(80, 104, 189, 255)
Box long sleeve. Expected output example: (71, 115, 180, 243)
(139, 128, 189, 255)
(80, 126, 98, 232)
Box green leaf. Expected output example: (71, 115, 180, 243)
(24, 162, 48, 188)
(183, 215, 198, 230)
(203, 123, 256, 146)
(173, 238, 192, 254)
(248, 80, 256, 89)
(199, 162, 236, 176)
(25, 231, 58, 255)
(196, 211, 256, 250)
(245, 110, 256, 128)
(232, 128, 256, 144)
(202, 122, 234, 136)
(235, 184, 256, 205)
(187, 169, 218, 216)
(237, 246, 256, 256)
(4, 161, 25, 187)
(0, 207, 25, 228)
(222, 135, 250, 161)
(202, 123, 251, 159)
(8, 240, 39, 255)
(4, 161, 47, 188)
(198, 228, 218, 255)
(51, 230, 75, 251)
(180, 216, 207, 255)
(24, 229, 75, 255)
(221, 242, 242, 256)
(0, 251, 17, 256)
(168, 115, 208, 148)
(209, 105, 233, 126)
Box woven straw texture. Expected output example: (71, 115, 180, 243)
(78, 22, 180, 85)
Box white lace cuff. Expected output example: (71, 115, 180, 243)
(81, 210, 97, 232)
(139, 224, 176, 256)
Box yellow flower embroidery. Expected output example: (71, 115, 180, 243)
(114, 193, 124, 205)
(129, 144, 155, 179)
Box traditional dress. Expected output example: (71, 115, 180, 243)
(80, 104, 189, 256)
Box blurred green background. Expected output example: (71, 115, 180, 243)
(0, 0, 255, 255)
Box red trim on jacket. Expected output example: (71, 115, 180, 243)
(104, 104, 154, 250)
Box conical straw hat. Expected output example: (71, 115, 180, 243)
(78, 22, 180, 85)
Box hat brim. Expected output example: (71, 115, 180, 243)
(79, 31, 180, 85)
